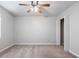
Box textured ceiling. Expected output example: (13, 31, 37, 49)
(0, 1, 77, 17)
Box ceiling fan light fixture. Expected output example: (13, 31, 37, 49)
(34, 6, 39, 12)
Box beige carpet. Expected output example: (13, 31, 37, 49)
(0, 45, 77, 58)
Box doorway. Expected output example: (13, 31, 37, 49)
(60, 18, 64, 46)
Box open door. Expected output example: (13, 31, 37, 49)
(60, 18, 64, 46)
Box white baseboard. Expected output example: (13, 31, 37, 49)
(0, 44, 15, 53)
(69, 50, 79, 57)
(15, 43, 57, 45)
(56, 43, 60, 45)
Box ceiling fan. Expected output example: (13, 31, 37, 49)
(19, 1, 50, 16)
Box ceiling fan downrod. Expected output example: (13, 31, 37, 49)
(31, 1, 39, 7)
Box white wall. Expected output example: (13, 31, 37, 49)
(0, 14, 1, 38)
(0, 6, 14, 51)
(69, 7, 79, 57)
(14, 16, 56, 44)
(56, 2, 79, 57)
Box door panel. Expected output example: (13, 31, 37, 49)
(60, 18, 64, 46)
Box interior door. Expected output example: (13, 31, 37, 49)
(60, 18, 64, 46)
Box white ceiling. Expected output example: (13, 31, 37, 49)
(0, 1, 77, 17)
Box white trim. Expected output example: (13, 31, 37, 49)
(0, 44, 15, 53)
(15, 43, 57, 45)
(69, 50, 79, 57)
(56, 43, 60, 45)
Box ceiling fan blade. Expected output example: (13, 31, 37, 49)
(19, 3, 30, 6)
(37, 7, 48, 16)
(39, 4, 50, 7)
(27, 9, 30, 13)
(26, 7, 33, 13)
